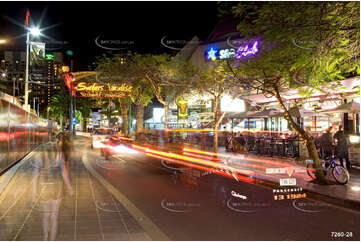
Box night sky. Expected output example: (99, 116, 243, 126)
(0, 1, 220, 71)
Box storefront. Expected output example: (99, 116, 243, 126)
(240, 77, 360, 135)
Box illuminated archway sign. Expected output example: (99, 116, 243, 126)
(75, 82, 132, 98)
(62, 73, 132, 98)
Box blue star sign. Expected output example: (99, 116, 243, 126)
(207, 47, 218, 61)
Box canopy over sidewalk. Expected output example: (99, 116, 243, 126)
(320, 101, 360, 114)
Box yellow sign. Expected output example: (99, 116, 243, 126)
(176, 98, 188, 120)
(79, 92, 127, 98)
(61, 66, 70, 73)
(74, 82, 132, 98)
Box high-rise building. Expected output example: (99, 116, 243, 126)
(37, 52, 63, 112)
(0, 51, 26, 98)
(0, 51, 63, 114)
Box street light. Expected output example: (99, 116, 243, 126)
(29, 27, 41, 36)
(24, 26, 41, 111)
(0, 39, 6, 44)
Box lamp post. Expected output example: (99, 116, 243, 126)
(33, 97, 38, 115)
(24, 27, 41, 111)
(69, 60, 74, 134)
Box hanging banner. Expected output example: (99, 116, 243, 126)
(29, 41, 46, 82)
(30, 42, 45, 66)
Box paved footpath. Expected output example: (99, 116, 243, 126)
(0, 141, 151, 241)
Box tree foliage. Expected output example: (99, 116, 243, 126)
(228, 1, 360, 183)
(48, 89, 70, 125)
(231, 1, 359, 92)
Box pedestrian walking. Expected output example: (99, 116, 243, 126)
(333, 125, 351, 169)
(31, 142, 73, 241)
(225, 132, 233, 152)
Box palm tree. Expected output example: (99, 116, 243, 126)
(76, 98, 95, 131)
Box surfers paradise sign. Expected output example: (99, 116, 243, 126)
(63, 73, 132, 98)
(75, 82, 132, 98)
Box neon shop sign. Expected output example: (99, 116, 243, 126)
(206, 41, 259, 61)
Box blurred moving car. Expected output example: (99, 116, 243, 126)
(91, 128, 114, 149)
(100, 135, 135, 159)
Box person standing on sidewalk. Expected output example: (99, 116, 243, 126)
(333, 125, 351, 169)
(319, 127, 333, 159)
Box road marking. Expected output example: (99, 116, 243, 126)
(111, 195, 134, 241)
(82, 155, 170, 241)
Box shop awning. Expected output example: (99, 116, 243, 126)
(226, 108, 295, 119)
(225, 107, 331, 119)
(242, 77, 359, 105)
(300, 109, 329, 117)
(224, 111, 257, 119)
(320, 102, 360, 114)
(270, 107, 300, 118)
(250, 109, 282, 118)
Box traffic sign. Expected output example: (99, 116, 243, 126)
(72, 117, 77, 125)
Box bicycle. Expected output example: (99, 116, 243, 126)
(284, 140, 296, 158)
(306, 151, 349, 185)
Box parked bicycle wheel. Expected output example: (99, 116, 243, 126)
(285, 143, 295, 157)
(332, 165, 349, 185)
(306, 164, 317, 180)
